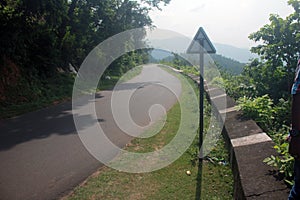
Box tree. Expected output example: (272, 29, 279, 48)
(0, 0, 170, 73)
(247, 0, 300, 100)
(0, 0, 170, 105)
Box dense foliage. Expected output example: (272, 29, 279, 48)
(0, 0, 170, 113)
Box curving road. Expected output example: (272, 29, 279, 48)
(0, 64, 181, 200)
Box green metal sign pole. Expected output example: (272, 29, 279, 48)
(186, 27, 216, 160)
(199, 39, 204, 160)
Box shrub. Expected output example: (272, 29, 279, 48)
(237, 95, 275, 131)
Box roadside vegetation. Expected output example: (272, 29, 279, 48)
(0, 56, 144, 119)
(208, 0, 300, 186)
(64, 66, 233, 200)
(0, 0, 170, 119)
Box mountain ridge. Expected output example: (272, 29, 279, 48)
(148, 37, 258, 63)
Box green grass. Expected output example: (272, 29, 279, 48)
(63, 66, 233, 200)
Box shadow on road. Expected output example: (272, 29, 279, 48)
(111, 81, 160, 91)
(0, 81, 160, 151)
(0, 94, 105, 151)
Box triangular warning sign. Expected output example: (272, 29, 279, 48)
(187, 27, 216, 54)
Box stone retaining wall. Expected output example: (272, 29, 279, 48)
(187, 73, 290, 199)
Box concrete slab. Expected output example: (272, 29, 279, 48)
(231, 133, 272, 147)
(207, 88, 227, 97)
(234, 141, 289, 199)
(224, 112, 263, 139)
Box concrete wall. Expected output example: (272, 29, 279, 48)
(187, 73, 290, 199)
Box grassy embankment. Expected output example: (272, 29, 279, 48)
(0, 66, 142, 119)
(63, 66, 233, 200)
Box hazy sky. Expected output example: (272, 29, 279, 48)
(149, 0, 294, 49)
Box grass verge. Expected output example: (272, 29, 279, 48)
(63, 67, 233, 200)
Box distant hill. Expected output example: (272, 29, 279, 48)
(148, 36, 258, 63)
(150, 49, 173, 61)
(148, 36, 190, 54)
(150, 49, 245, 74)
(211, 54, 244, 74)
(214, 43, 258, 63)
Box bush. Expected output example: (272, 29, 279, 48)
(180, 65, 199, 76)
(237, 95, 275, 131)
(238, 95, 291, 131)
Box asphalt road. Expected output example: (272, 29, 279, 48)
(0, 64, 182, 200)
